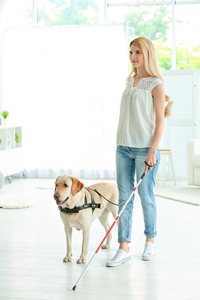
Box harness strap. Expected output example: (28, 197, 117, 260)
(84, 187, 96, 214)
(58, 188, 102, 214)
(59, 206, 80, 214)
(58, 203, 102, 214)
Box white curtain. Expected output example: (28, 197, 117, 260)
(2, 24, 127, 178)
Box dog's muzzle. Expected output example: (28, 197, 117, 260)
(54, 194, 69, 206)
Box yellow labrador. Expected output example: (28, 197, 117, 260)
(54, 175, 118, 264)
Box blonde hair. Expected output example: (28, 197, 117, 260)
(127, 37, 173, 118)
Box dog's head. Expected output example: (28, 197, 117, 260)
(54, 175, 84, 209)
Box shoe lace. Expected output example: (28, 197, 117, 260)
(144, 243, 152, 255)
(112, 249, 123, 260)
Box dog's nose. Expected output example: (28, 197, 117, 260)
(54, 194, 60, 200)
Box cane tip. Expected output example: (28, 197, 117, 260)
(72, 285, 77, 291)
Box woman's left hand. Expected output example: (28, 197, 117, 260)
(144, 149, 157, 174)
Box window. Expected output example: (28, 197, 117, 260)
(108, 4, 172, 70)
(36, 0, 102, 26)
(176, 4, 200, 69)
(3, 0, 32, 28)
(107, 1, 200, 70)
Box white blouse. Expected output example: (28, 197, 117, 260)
(116, 76, 163, 148)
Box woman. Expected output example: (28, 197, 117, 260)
(106, 37, 173, 267)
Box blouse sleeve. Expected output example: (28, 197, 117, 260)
(151, 78, 163, 91)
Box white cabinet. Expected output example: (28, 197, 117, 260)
(0, 126, 24, 182)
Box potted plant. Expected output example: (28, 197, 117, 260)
(0, 111, 9, 125)
(15, 134, 20, 147)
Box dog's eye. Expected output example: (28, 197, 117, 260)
(64, 183, 68, 188)
(55, 184, 58, 187)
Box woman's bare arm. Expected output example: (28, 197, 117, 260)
(144, 83, 165, 174)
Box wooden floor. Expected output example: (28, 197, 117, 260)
(0, 178, 200, 300)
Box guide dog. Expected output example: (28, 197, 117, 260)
(54, 175, 118, 263)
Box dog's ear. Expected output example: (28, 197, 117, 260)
(54, 176, 60, 184)
(70, 177, 84, 196)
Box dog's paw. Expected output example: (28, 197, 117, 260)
(63, 255, 72, 262)
(101, 244, 110, 249)
(76, 257, 86, 264)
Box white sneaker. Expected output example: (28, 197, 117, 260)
(106, 249, 131, 267)
(142, 242, 155, 261)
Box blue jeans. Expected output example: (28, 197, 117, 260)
(116, 145, 160, 243)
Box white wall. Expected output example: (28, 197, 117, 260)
(162, 69, 200, 180)
(0, 0, 7, 111)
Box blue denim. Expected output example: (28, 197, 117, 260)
(116, 145, 160, 242)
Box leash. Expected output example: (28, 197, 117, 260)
(86, 187, 119, 206)
(144, 160, 157, 168)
